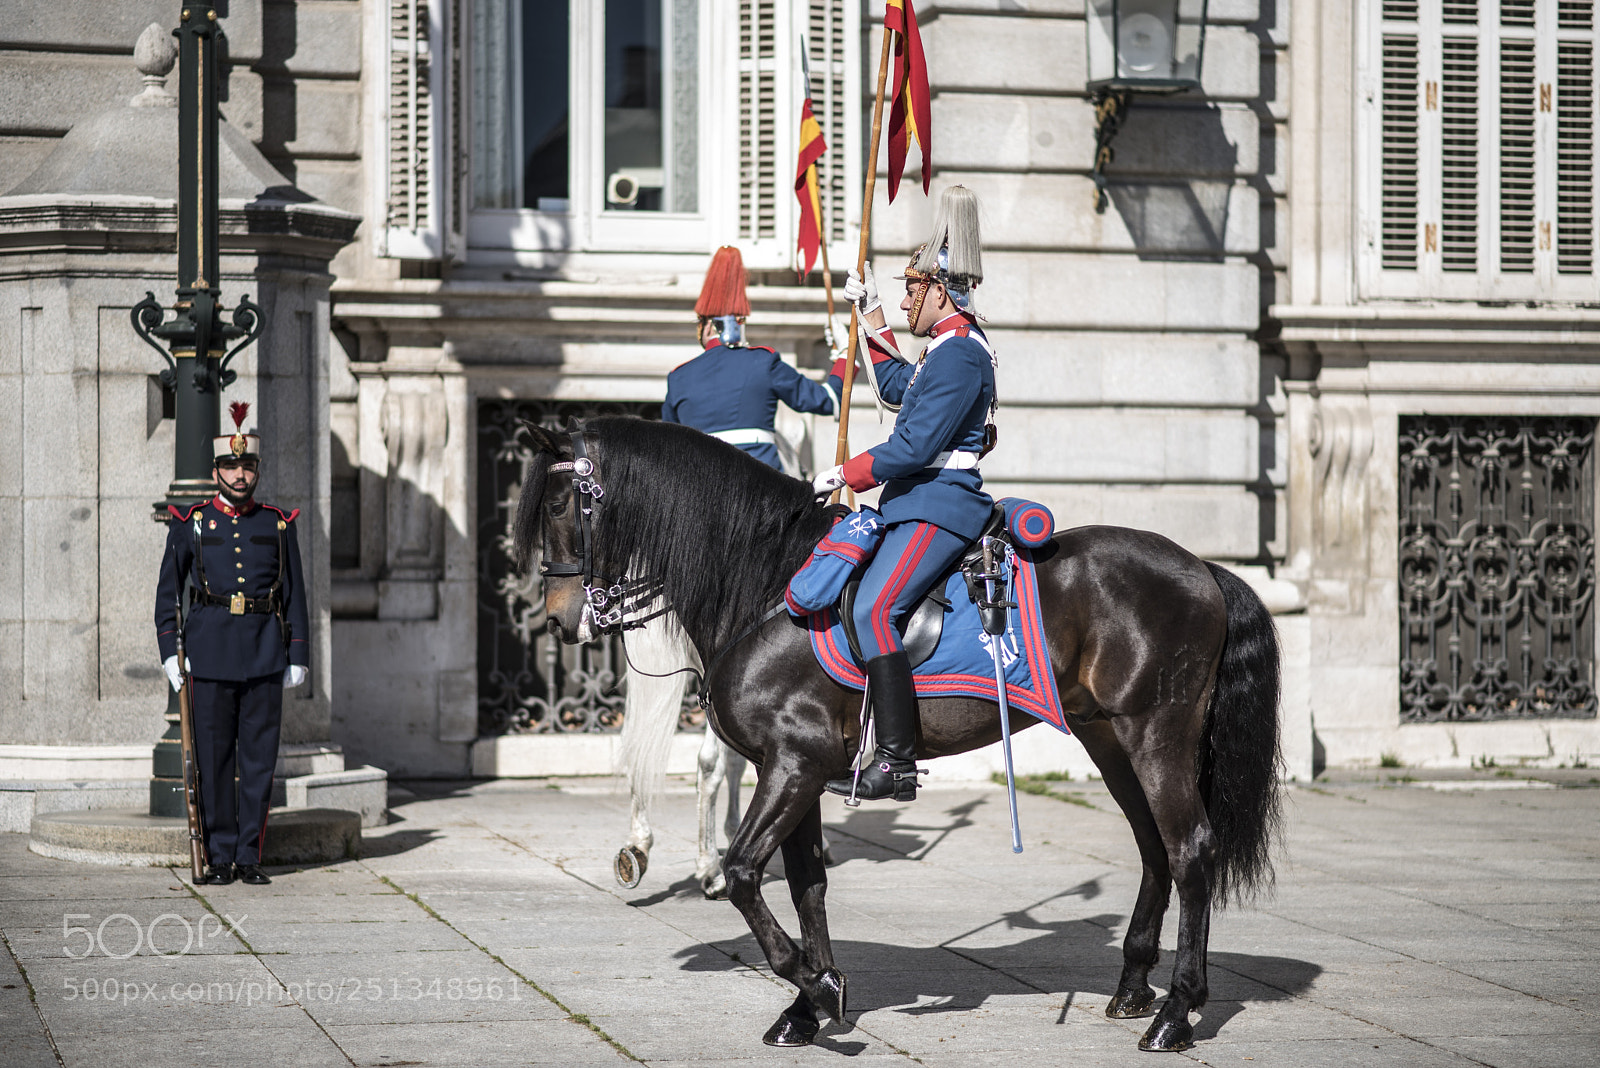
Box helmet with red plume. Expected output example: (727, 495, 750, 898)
(213, 401, 261, 462)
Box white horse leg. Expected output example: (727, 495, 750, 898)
(696, 721, 730, 897)
(614, 609, 690, 889)
(722, 747, 748, 850)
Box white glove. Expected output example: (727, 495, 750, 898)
(812, 465, 848, 495)
(162, 655, 189, 693)
(282, 665, 309, 688)
(844, 262, 879, 314)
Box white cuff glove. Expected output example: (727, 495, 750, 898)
(844, 262, 879, 314)
(282, 665, 309, 688)
(162, 655, 189, 693)
(812, 465, 848, 495)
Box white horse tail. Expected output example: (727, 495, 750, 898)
(617, 607, 698, 822)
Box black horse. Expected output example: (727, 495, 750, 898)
(514, 416, 1282, 1053)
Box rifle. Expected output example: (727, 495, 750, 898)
(174, 593, 207, 881)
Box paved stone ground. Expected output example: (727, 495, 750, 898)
(2, 771, 1598, 1067)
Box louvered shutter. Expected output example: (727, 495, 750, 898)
(384, 0, 467, 261)
(1366, 0, 1599, 298)
(736, 0, 860, 268)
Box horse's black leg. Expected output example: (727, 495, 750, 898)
(722, 759, 847, 1040)
(1070, 719, 1171, 1021)
(1113, 712, 1217, 1053)
(762, 798, 833, 1047)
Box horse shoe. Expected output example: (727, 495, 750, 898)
(1139, 1016, 1195, 1052)
(613, 845, 647, 889)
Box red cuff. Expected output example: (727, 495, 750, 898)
(865, 327, 900, 360)
(841, 453, 877, 492)
(828, 356, 848, 380)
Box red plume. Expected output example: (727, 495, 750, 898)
(694, 246, 750, 319)
(229, 401, 250, 430)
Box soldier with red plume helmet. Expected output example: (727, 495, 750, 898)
(154, 401, 309, 886)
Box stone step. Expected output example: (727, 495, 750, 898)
(28, 807, 361, 867)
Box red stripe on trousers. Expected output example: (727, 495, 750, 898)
(870, 522, 937, 654)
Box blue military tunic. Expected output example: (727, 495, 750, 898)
(662, 340, 840, 470)
(155, 496, 310, 681)
(840, 316, 996, 540)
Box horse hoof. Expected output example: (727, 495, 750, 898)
(762, 1010, 820, 1047)
(613, 846, 647, 889)
(804, 967, 848, 1023)
(1138, 1016, 1194, 1052)
(701, 871, 728, 899)
(1106, 988, 1157, 1019)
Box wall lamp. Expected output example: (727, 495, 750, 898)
(1086, 0, 1209, 212)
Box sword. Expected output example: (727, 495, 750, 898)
(980, 536, 1023, 853)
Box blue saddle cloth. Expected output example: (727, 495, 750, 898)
(803, 546, 1069, 735)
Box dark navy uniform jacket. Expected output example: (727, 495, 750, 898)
(840, 316, 996, 540)
(155, 496, 310, 681)
(662, 341, 841, 469)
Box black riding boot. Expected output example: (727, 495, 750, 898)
(825, 651, 921, 802)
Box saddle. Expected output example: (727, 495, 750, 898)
(836, 505, 1010, 668)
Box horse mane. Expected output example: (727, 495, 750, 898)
(516, 416, 836, 650)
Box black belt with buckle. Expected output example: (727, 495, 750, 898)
(198, 590, 277, 616)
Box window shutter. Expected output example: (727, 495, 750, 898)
(384, 0, 466, 261)
(739, 0, 780, 244)
(736, 0, 859, 268)
(1366, 0, 1599, 297)
(1556, 2, 1595, 273)
(1381, 30, 1421, 269)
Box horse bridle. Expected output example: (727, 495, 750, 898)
(541, 429, 633, 632)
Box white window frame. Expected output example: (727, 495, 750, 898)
(463, 0, 860, 265)
(1356, 0, 1600, 301)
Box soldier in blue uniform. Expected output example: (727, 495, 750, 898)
(664, 245, 902, 472)
(156, 403, 309, 885)
(813, 186, 996, 803)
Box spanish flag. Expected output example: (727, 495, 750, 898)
(795, 96, 828, 279)
(884, 0, 931, 202)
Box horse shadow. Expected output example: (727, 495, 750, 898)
(674, 919, 1318, 1043)
(670, 799, 1320, 1044)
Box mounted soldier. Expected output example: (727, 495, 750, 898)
(155, 403, 309, 885)
(812, 185, 995, 803)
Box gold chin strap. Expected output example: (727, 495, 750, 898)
(902, 245, 936, 336)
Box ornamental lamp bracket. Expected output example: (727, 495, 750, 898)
(1085, 0, 1210, 212)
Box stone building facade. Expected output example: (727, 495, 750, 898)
(1, 0, 1594, 786)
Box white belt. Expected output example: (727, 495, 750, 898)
(710, 428, 777, 447)
(927, 450, 980, 471)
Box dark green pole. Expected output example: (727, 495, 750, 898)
(133, 3, 262, 818)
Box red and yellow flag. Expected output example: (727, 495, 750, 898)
(884, 0, 931, 202)
(795, 96, 828, 278)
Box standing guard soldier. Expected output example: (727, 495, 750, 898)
(155, 402, 309, 885)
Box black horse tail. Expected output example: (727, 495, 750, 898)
(1201, 562, 1284, 906)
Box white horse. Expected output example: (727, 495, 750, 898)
(613, 609, 747, 898)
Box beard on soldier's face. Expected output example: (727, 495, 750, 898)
(215, 470, 257, 505)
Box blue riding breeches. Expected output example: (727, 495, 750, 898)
(851, 521, 968, 661)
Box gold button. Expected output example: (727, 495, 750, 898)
(237, 577, 245, 584)
(236, 562, 243, 569)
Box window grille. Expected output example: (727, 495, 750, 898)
(1399, 416, 1597, 723)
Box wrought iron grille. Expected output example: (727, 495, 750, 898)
(477, 399, 703, 736)
(1399, 416, 1597, 722)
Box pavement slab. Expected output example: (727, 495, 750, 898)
(2, 775, 1598, 1067)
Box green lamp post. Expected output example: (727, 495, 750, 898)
(132, 4, 262, 817)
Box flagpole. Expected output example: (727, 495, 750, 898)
(831, 23, 896, 502)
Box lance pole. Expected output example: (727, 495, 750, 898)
(830, 22, 896, 503)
